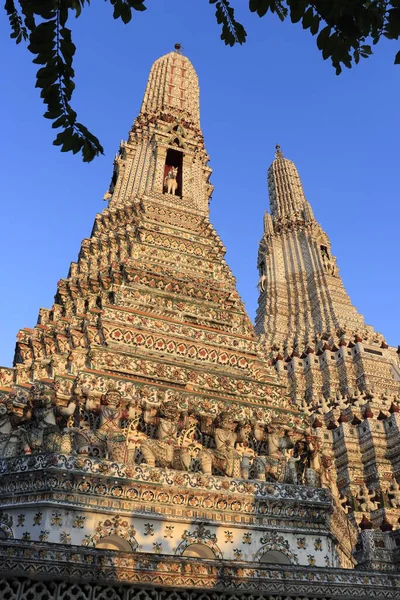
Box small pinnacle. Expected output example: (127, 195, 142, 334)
(174, 43, 182, 53)
(275, 144, 283, 158)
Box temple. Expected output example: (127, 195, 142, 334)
(1, 48, 400, 600)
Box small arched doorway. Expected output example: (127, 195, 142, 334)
(259, 550, 291, 564)
(182, 543, 216, 559)
(164, 149, 183, 197)
(95, 535, 132, 552)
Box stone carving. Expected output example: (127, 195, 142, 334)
(199, 412, 243, 478)
(255, 423, 293, 482)
(257, 274, 267, 292)
(1, 380, 320, 485)
(140, 389, 160, 425)
(164, 166, 178, 195)
(0, 399, 22, 458)
(10, 382, 76, 455)
(141, 397, 181, 468)
(387, 480, 400, 509)
(356, 484, 379, 513)
(175, 523, 223, 558)
(173, 414, 202, 471)
(319, 452, 340, 501)
(73, 389, 138, 460)
(284, 448, 301, 485)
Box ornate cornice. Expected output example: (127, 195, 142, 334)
(0, 545, 400, 598)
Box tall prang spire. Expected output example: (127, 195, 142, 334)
(104, 48, 212, 213)
(6, 48, 284, 423)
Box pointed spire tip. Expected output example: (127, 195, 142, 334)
(275, 144, 283, 159)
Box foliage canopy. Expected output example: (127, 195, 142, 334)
(5, 0, 400, 161)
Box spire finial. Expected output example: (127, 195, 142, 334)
(174, 43, 183, 54)
(275, 144, 283, 159)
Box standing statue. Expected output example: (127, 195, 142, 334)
(266, 424, 285, 459)
(235, 422, 255, 480)
(140, 388, 161, 425)
(252, 423, 290, 482)
(141, 400, 180, 468)
(199, 412, 242, 478)
(319, 452, 340, 500)
(304, 437, 322, 487)
(164, 166, 178, 195)
(284, 448, 301, 485)
(73, 389, 136, 460)
(173, 414, 203, 472)
(257, 274, 267, 292)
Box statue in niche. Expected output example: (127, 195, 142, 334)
(164, 166, 178, 195)
(290, 438, 307, 484)
(291, 433, 332, 490)
(18, 382, 76, 454)
(321, 245, 338, 277)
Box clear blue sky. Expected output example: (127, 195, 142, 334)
(1, 1, 399, 367)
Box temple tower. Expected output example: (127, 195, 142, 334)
(256, 145, 400, 531)
(1, 49, 400, 599)
(0, 48, 363, 598)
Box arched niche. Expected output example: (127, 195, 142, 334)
(182, 543, 216, 559)
(95, 535, 132, 552)
(259, 550, 291, 565)
(82, 516, 139, 551)
(164, 149, 183, 197)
